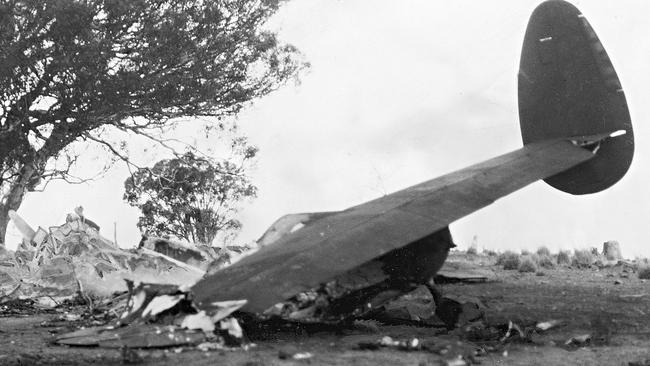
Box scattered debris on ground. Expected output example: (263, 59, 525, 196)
(435, 260, 496, 284)
(3, 246, 650, 365)
(2, 209, 648, 365)
(55, 281, 247, 349)
(0, 209, 253, 304)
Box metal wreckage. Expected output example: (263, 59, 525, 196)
(0, 0, 636, 352)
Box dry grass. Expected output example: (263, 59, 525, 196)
(497, 251, 521, 270)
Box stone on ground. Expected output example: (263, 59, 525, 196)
(603, 241, 622, 261)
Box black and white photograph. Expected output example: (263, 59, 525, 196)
(1, 0, 649, 364)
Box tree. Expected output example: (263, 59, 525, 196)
(123, 140, 256, 245)
(0, 0, 305, 245)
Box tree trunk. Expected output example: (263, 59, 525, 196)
(0, 163, 37, 246)
(0, 206, 8, 247)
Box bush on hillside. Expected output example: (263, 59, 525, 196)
(497, 251, 521, 270)
(536, 254, 556, 269)
(638, 266, 650, 280)
(519, 257, 537, 273)
(536, 246, 551, 257)
(557, 250, 571, 265)
(572, 249, 595, 268)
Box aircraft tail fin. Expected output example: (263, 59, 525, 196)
(518, 0, 633, 195)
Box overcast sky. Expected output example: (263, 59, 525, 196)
(7, 0, 650, 257)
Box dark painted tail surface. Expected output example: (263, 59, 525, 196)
(519, 0, 634, 195)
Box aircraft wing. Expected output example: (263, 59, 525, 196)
(192, 135, 611, 313)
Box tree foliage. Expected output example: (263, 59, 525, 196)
(124, 140, 257, 245)
(0, 0, 305, 244)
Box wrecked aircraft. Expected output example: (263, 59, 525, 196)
(190, 0, 634, 323)
(0, 1, 635, 350)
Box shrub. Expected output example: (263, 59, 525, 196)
(536, 254, 556, 269)
(536, 270, 545, 276)
(557, 250, 571, 265)
(519, 257, 537, 273)
(467, 246, 478, 255)
(572, 249, 595, 268)
(638, 257, 650, 265)
(521, 249, 531, 256)
(536, 246, 551, 257)
(638, 266, 650, 280)
(483, 249, 498, 257)
(497, 251, 521, 270)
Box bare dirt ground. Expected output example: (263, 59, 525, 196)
(2, 253, 650, 365)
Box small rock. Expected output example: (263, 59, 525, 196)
(197, 342, 223, 352)
(279, 348, 313, 361)
(614, 280, 622, 285)
(293, 352, 313, 360)
(536, 319, 562, 331)
(445, 356, 468, 366)
(565, 334, 591, 347)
